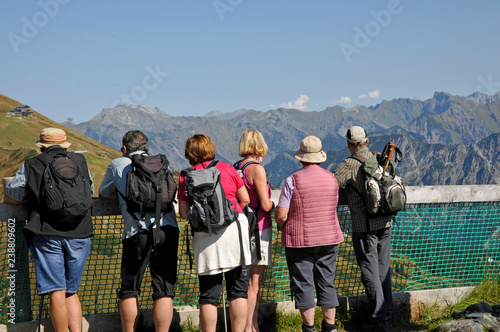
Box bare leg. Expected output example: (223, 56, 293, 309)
(153, 297, 174, 332)
(66, 293, 83, 332)
(245, 265, 265, 332)
(229, 298, 247, 332)
(200, 303, 218, 332)
(300, 307, 315, 326)
(49, 290, 69, 332)
(321, 307, 336, 325)
(119, 296, 139, 332)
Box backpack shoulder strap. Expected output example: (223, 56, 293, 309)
(207, 160, 219, 168)
(240, 160, 259, 172)
(349, 154, 367, 163)
(346, 153, 373, 196)
(349, 150, 377, 164)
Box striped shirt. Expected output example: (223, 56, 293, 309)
(333, 147, 392, 233)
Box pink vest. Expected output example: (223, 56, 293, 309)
(281, 165, 344, 248)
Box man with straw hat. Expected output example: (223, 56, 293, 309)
(5, 127, 93, 331)
(275, 136, 344, 332)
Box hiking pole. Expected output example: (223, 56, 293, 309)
(382, 142, 395, 173)
(222, 275, 228, 332)
(37, 294, 44, 332)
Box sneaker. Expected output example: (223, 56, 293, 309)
(321, 320, 338, 332)
(302, 323, 316, 332)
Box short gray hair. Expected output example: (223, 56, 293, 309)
(122, 131, 149, 153)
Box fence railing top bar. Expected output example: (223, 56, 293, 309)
(405, 185, 500, 204)
(1, 182, 499, 222)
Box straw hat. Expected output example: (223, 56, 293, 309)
(294, 136, 327, 163)
(36, 128, 71, 148)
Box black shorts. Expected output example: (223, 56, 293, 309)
(198, 266, 250, 306)
(117, 225, 179, 301)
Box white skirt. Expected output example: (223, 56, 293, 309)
(193, 214, 252, 276)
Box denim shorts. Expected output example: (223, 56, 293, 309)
(29, 235, 91, 295)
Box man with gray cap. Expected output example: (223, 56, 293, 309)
(333, 126, 393, 332)
(5, 128, 93, 332)
(275, 136, 344, 332)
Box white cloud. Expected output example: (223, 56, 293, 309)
(359, 88, 381, 99)
(278, 94, 309, 110)
(335, 96, 352, 104)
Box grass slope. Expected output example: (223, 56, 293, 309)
(0, 93, 121, 199)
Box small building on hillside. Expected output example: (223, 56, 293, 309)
(10, 105, 33, 116)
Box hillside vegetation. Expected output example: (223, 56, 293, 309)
(0, 94, 121, 199)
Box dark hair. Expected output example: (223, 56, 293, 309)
(184, 134, 216, 165)
(122, 131, 149, 153)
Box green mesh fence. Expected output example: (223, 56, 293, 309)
(1, 201, 499, 324)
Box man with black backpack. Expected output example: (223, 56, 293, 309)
(99, 130, 178, 332)
(333, 126, 394, 332)
(5, 128, 93, 332)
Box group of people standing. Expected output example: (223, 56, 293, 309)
(5, 126, 393, 332)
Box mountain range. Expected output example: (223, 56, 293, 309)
(65, 91, 500, 188)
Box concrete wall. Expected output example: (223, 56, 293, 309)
(1, 287, 476, 331)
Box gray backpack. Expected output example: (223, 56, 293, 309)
(182, 160, 239, 233)
(350, 143, 406, 217)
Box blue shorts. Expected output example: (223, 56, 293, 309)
(29, 235, 91, 295)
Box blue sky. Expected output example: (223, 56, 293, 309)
(1, 0, 499, 123)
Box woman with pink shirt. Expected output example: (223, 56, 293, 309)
(178, 134, 252, 332)
(236, 130, 274, 332)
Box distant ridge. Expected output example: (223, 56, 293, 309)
(466, 91, 500, 104)
(203, 108, 250, 119)
(59, 90, 499, 187)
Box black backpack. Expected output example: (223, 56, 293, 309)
(233, 160, 262, 261)
(182, 160, 239, 234)
(39, 152, 93, 224)
(121, 153, 177, 248)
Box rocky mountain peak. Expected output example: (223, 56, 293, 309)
(467, 91, 500, 104)
(66, 91, 500, 187)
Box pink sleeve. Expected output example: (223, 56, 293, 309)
(177, 172, 190, 202)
